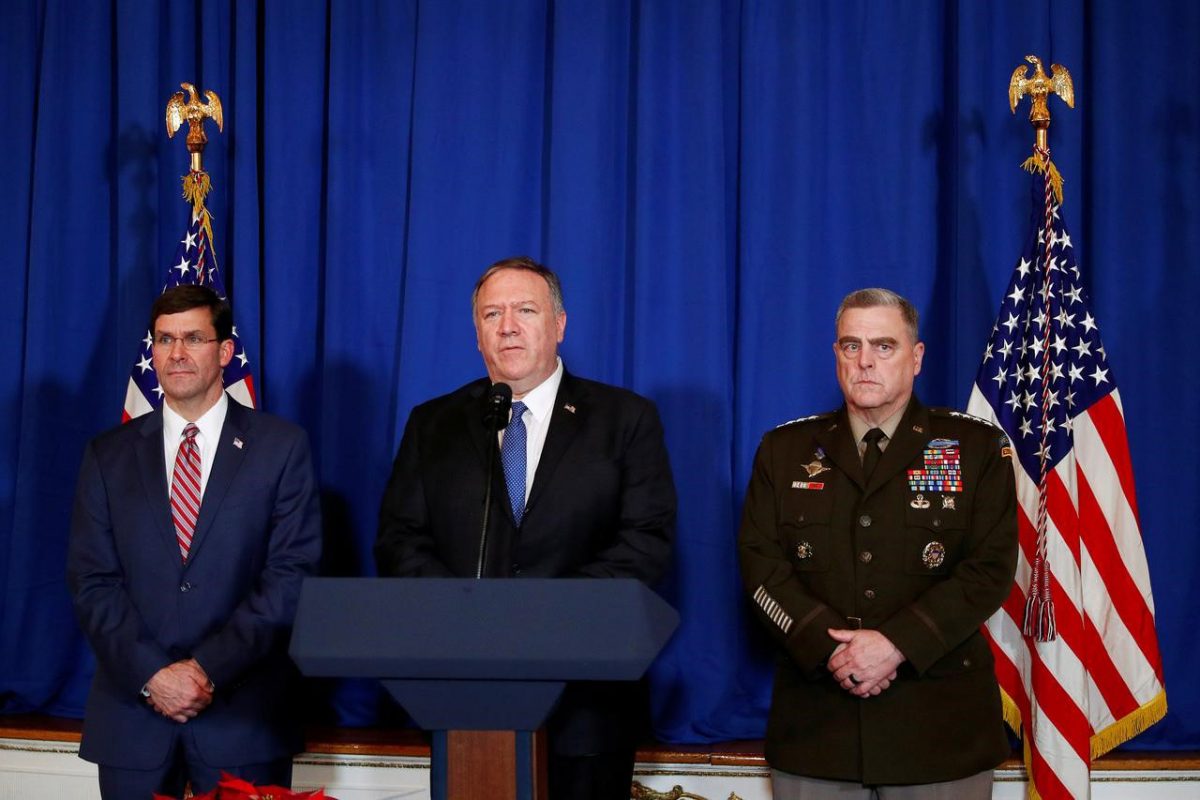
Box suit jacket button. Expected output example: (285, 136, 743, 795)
(180, 582, 191, 592)
(858, 515, 872, 528)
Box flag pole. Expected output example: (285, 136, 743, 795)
(1007, 56, 1076, 643)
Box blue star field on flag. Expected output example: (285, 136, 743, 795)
(972, 177, 1114, 479)
(124, 209, 255, 419)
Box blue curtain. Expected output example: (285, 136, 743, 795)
(2, 0, 1197, 751)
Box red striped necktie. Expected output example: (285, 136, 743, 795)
(170, 423, 202, 561)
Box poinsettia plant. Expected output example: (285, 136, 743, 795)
(153, 771, 335, 800)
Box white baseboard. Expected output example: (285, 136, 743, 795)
(4, 736, 1198, 799)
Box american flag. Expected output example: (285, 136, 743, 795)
(122, 205, 256, 421)
(966, 171, 1166, 798)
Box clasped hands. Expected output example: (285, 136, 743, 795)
(826, 628, 904, 698)
(145, 658, 213, 723)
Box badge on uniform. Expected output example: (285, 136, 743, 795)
(802, 459, 830, 478)
(942, 496, 956, 511)
(999, 434, 1013, 459)
(791, 481, 825, 490)
(795, 541, 814, 560)
(910, 493, 931, 509)
(907, 442, 963, 493)
(922, 541, 946, 569)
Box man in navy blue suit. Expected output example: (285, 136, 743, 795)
(68, 285, 322, 799)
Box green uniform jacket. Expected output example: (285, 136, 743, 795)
(738, 397, 1018, 785)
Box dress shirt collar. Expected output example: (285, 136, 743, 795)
(163, 391, 229, 444)
(848, 403, 907, 452)
(514, 357, 563, 425)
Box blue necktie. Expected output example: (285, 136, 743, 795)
(501, 401, 528, 524)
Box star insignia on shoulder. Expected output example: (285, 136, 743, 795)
(775, 411, 834, 429)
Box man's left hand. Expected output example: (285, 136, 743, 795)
(826, 628, 904, 698)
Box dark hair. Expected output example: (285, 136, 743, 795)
(471, 256, 565, 316)
(149, 285, 233, 342)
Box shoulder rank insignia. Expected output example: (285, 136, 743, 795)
(939, 408, 1001, 430)
(775, 411, 833, 429)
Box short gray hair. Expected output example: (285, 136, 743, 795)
(835, 288, 919, 342)
(471, 256, 565, 316)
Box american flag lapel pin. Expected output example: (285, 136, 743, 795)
(233, 437, 244, 449)
(563, 403, 576, 414)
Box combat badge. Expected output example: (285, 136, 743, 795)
(795, 541, 814, 560)
(922, 541, 946, 569)
(942, 496, 956, 511)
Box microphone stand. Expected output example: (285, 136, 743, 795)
(476, 388, 511, 578)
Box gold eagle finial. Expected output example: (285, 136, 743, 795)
(165, 83, 224, 172)
(1009, 55, 1074, 124)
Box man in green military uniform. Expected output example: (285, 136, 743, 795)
(739, 288, 1018, 799)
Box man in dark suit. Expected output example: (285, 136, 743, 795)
(375, 256, 676, 799)
(68, 285, 322, 799)
(738, 288, 1018, 799)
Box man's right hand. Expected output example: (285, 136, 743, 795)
(145, 660, 213, 723)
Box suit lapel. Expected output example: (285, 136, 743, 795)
(186, 399, 250, 561)
(461, 381, 494, 471)
(526, 373, 584, 513)
(814, 410, 864, 491)
(134, 408, 179, 560)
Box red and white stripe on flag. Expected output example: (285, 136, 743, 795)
(967, 169, 1165, 799)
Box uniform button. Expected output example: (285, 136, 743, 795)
(963, 658, 972, 668)
(511, 564, 522, 576)
(858, 515, 872, 528)
(864, 589, 876, 600)
(797, 513, 806, 522)
(933, 518, 942, 528)
(180, 582, 191, 593)
(859, 551, 873, 564)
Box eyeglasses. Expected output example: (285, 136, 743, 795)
(152, 334, 220, 351)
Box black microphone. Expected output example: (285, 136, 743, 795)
(483, 382, 513, 430)
(477, 382, 512, 577)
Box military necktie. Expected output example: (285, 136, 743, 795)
(861, 427, 886, 482)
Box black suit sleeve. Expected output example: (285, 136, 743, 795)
(569, 399, 675, 583)
(375, 408, 455, 577)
